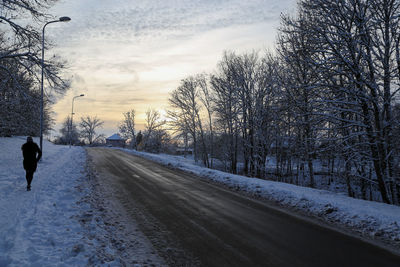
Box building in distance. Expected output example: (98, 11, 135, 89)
(105, 133, 126, 147)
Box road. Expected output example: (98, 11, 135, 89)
(87, 148, 400, 267)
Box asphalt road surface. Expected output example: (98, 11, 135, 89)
(87, 148, 400, 267)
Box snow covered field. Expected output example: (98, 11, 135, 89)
(0, 137, 161, 266)
(119, 148, 400, 249)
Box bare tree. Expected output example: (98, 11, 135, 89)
(79, 116, 104, 145)
(145, 109, 165, 138)
(208, 51, 280, 178)
(54, 116, 79, 145)
(198, 74, 215, 168)
(167, 109, 192, 156)
(141, 109, 168, 152)
(0, 0, 69, 94)
(169, 76, 209, 166)
(119, 109, 137, 149)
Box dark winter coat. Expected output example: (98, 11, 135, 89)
(21, 141, 42, 171)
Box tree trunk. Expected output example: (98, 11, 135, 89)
(345, 160, 353, 198)
(360, 100, 390, 204)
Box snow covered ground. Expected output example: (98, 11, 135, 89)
(119, 148, 400, 249)
(0, 137, 162, 266)
(1, 136, 398, 266)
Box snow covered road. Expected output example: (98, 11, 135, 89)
(88, 147, 400, 267)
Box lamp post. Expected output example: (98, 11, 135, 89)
(40, 16, 71, 155)
(69, 94, 84, 147)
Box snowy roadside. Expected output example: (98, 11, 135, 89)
(118, 148, 400, 251)
(0, 137, 162, 266)
(0, 137, 96, 266)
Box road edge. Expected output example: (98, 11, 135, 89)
(114, 147, 400, 256)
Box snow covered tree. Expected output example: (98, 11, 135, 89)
(277, 9, 323, 188)
(227, 52, 259, 176)
(0, 0, 69, 137)
(0, 59, 53, 136)
(252, 53, 281, 179)
(210, 52, 241, 174)
(298, 0, 400, 203)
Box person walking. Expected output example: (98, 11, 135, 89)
(21, 136, 42, 191)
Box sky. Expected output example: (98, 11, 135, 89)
(47, 0, 297, 138)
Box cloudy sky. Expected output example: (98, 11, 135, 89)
(47, 0, 296, 137)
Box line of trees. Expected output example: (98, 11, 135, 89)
(55, 115, 105, 145)
(0, 0, 69, 137)
(118, 108, 170, 153)
(166, 0, 400, 205)
(168, 53, 279, 178)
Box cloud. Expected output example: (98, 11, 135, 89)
(83, 97, 148, 105)
(49, 0, 297, 133)
(50, 0, 296, 44)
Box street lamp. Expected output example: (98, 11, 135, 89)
(40, 16, 71, 155)
(69, 94, 84, 147)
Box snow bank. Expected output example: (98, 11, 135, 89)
(0, 137, 96, 265)
(120, 148, 400, 245)
(0, 137, 163, 266)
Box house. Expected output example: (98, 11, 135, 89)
(175, 147, 194, 155)
(106, 133, 126, 147)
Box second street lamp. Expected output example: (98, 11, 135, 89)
(40, 16, 71, 157)
(69, 94, 84, 147)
